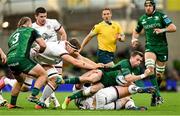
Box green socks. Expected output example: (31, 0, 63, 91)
(149, 75, 161, 97)
(64, 77, 80, 84)
(11, 96, 18, 105)
(31, 87, 40, 96)
(68, 90, 83, 100)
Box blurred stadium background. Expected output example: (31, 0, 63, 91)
(0, 0, 180, 92)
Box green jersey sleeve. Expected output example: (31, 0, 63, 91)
(160, 12, 172, 27)
(135, 17, 143, 33)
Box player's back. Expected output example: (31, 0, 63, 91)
(8, 27, 38, 58)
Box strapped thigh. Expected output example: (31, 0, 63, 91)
(145, 59, 155, 68)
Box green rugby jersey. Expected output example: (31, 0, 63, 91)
(101, 59, 143, 87)
(114, 59, 141, 76)
(136, 11, 172, 46)
(7, 27, 41, 58)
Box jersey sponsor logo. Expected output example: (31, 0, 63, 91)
(144, 23, 161, 30)
(42, 33, 52, 40)
(164, 18, 171, 24)
(8, 62, 19, 67)
(47, 25, 51, 29)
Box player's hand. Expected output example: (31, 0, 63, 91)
(153, 28, 166, 34)
(144, 68, 152, 77)
(116, 34, 125, 42)
(0, 52, 7, 64)
(131, 38, 139, 48)
(30, 48, 39, 57)
(96, 63, 105, 68)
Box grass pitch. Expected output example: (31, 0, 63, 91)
(0, 92, 180, 116)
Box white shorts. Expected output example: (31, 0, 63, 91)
(96, 86, 118, 109)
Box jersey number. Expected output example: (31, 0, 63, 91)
(12, 33, 20, 45)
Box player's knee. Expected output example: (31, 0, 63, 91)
(145, 59, 155, 74)
(156, 64, 165, 78)
(96, 69, 103, 77)
(21, 85, 30, 92)
(83, 87, 93, 97)
(125, 99, 135, 109)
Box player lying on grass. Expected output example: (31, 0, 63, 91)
(29, 38, 104, 109)
(73, 84, 147, 110)
(59, 51, 155, 109)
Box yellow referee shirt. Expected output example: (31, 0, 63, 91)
(90, 21, 123, 52)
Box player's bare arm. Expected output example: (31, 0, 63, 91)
(0, 48, 7, 64)
(35, 37, 47, 53)
(58, 26, 67, 41)
(124, 68, 151, 83)
(80, 32, 96, 52)
(61, 54, 102, 70)
(131, 30, 140, 48)
(154, 23, 176, 34)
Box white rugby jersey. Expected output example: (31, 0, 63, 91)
(32, 19, 61, 42)
(31, 41, 68, 65)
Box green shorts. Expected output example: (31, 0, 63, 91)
(100, 70, 119, 87)
(145, 45, 168, 62)
(7, 57, 37, 74)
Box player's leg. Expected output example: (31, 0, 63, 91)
(96, 86, 122, 110)
(21, 77, 33, 92)
(35, 67, 62, 109)
(145, 52, 160, 106)
(155, 60, 166, 104)
(124, 98, 147, 110)
(0, 76, 5, 90)
(7, 74, 25, 109)
(27, 63, 48, 104)
(58, 69, 102, 84)
(49, 92, 60, 108)
(0, 90, 7, 107)
(4, 77, 17, 87)
(116, 84, 155, 98)
(62, 82, 104, 109)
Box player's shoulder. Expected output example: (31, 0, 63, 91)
(155, 11, 165, 15)
(24, 27, 35, 31)
(120, 59, 130, 67)
(111, 21, 119, 25)
(32, 22, 39, 28)
(46, 18, 59, 23)
(139, 14, 147, 21)
(95, 21, 103, 26)
(154, 11, 167, 18)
